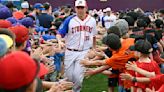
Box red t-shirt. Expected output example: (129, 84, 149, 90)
(150, 74, 164, 91)
(135, 61, 161, 90)
(158, 84, 164, 92)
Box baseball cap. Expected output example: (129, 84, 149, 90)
(103, 9, 107, 12)
(0, 51, 38, 90)
(130, 40, 153, 54)
(114, 19, 129, 36)
(13, 11, 24, 20)
(0, 6, 12, 19)
(0, 38, 7, 57)
(19, 17, 34, 28)
(0, 20, 12, 28)
(21, 1, 29, 9)
(0, 34, 13, 48)
(0, 28, 15, 41)
(34, 3, 45, 10)
(6, 17, 18, 24)
(106, 7, 111, 12)
(8, 25, 29, 43)
(75, 0, 87, 7)
(103, 33, 121, 50)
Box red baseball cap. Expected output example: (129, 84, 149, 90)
(0, 51, 48, 90)
(0, 20, 12, 28)
(8, 25, 29, 43)
(0, 51, 38, 90)
(13, 11, 24, 20)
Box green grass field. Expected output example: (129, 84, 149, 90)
(81, 74, 108, 92)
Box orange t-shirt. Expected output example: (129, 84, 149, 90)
(105, 38, 135, 87)
(105, 38, 135, 70)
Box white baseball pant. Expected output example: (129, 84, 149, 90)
(64, 49, 89, 92)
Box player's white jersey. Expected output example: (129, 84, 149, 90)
(103, 14, 117, 29)
(58, 15, 97, 50)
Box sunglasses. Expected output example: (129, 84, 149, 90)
(76, 6, 85, 9)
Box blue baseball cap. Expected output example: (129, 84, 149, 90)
(34, 3, 45, 10)
(6, 17, 18, 24)
(35, 26, 48, 32)
(19, 17, 34, 28)
(0, 6, 12, 19)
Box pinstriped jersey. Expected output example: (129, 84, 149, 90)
(58, 15, 97, 50)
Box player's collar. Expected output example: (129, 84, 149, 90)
(78, 14, 88, 21)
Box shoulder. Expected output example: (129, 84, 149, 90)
(64, 15, 76, 21)
(88, 15, 96, 23)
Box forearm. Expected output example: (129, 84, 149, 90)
(93, 36, 96, 49)
(157, 42, 163, 53)
(102, 70, 112, 76)
(93, 65, 110, 75)
(160, 40, 164, 48)
(42, 81, 58, 89)
(129, 76, 151, 83)
(88, 60, 106, 66)
(136, 77, 151, 83)
(135, 67, 155, 78)
(56, 34, 62, 42)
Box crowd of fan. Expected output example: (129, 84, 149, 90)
(0, 1, 164, 92)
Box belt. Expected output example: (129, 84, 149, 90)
(67, 48, 83, 52)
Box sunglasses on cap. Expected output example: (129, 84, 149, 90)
(76, 6, 85, 9)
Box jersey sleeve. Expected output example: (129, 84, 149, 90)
(57, 15, 75, 37)
(92, 18, 98, 36)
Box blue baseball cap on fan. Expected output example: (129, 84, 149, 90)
(34, 3, 45, 10)
(0, 6, 12, 19)
(35, 26, 48, 32)
(19, 17, 35, 28)
(6, 17, 18, 24)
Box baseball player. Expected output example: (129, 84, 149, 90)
(103, 7, 117, 30)
(56, 0, 97, 92)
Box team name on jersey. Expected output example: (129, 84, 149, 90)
(105, 20, 114, 22)
(71, 26, 93, 34)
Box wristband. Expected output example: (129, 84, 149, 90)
(132, 77, 137, 82)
